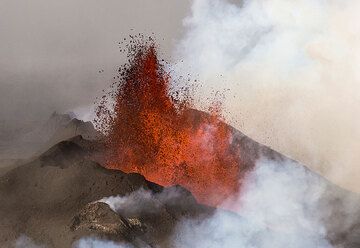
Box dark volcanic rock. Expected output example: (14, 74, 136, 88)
(0, 136, 213, 248)
(39, 140, 86, 168)
(71, 202, 136, 238)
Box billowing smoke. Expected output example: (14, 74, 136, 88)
(171, 159, 332, 248)
(175, 0, 360, 192)
(92, 158, 335, 247)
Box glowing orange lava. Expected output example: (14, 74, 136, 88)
(96, 40, 241, 206)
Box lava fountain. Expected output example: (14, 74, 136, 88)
(95, 38, 242, 206)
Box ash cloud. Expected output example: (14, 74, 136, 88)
(175, 0, 360, 192)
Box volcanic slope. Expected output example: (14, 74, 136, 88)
(0, 112, 99, 176)
(0, 112, 359, 247)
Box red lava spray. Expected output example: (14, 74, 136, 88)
(96, 38, 241, 206)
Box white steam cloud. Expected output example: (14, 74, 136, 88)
(14, 158, 340, 248)
(98, 187, 187, 216)
(171, 159, 333, 248)
(94, 159, 336, 247)
(175, 0, 360, 192)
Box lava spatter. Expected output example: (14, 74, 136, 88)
(96, 38, 241, 206)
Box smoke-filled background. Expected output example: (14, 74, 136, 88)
(175, 0, 360, 193)
(1, 0, 360, 196)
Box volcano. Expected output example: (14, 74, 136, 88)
(1, 41, 360, 248)
(0, 112, 359, 247)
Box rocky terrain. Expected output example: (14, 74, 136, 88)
(0, 134, 214, 247)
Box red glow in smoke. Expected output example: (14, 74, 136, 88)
(96, 39, 241, 206)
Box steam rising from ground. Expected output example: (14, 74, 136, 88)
(98, 188, 180, 215)
(94, 158, 333, 248)
(74, 238, 134, 248)
(18, 236, 135, 248)
(14, 157, 341, 247)
(175, 0, 360, 192)
(15, 235, 45, 248)
(173, 159, 332, 248)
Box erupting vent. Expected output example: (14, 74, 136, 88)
(96, 39, 241, 206)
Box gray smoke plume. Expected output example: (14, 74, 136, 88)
(175, 0, 360, 193)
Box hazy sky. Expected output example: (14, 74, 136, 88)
(0, 0, 190, 122)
